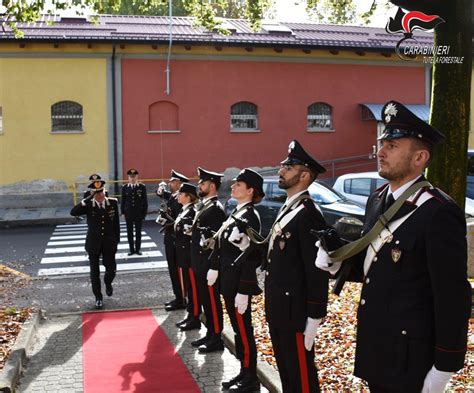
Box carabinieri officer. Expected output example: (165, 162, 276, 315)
(208, 168, 265, 392)
(121, 168, 148, 255)
(71, 179, 120, 309)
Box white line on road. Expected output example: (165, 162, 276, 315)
(38, 260, 168, 276)
(40, 250, 163, 264)
(44, 242, 157, 254)
(51, 231, 147, 239)
(47, 236, 152, 246)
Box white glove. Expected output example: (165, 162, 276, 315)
(183, 224, 193, 236)
(81, 199, 87, 206)
(228, 227, 250, 251)
(199, 235, 215, 249)
(235, 293, 249, 315)
(303, 317, 321, 351)
(156, 216, 167, 225)
(421, 366, 453, 393)
(315, 241, 342, 275)
(206, 269, 219, 286)
(156, 182, 166, 196)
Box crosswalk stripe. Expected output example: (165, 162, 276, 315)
(41, 250, 163, 264)
(44, 242, 157, 254)
(37, 260, 168, 276)
(47, 236, 152, 246)
(51, 231, 147, 239)
(55, 223, 128, 229)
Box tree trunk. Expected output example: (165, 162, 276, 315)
(427, 0, 472, 208)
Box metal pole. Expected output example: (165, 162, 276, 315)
(165, 0, 173, 95)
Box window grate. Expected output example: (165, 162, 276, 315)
(51, 101, 83, 132)
(307, 103, 332, 130)
(231, 102, 258, 130)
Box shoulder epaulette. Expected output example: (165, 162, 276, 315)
(108, 197, 118, 202)
(426, 187, 453, 204)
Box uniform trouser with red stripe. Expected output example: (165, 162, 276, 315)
(196, 270, 223, 336)
(224, 295, 257, 373)
(269, 325, 320, 393)
(183, 267, 201, 318)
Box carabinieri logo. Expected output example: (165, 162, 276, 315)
(385, 7, 444, 61)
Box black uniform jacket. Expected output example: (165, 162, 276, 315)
(264, 191, 329, 332)
(121, 183, 148, 220)
(190, 196, 226, 276)
(210, 203, 262, 297)
(174, 203, 196, 268)
(347, 176, 471, 383)
(70, 197, 120, 254)
(160, 190, 182, 236)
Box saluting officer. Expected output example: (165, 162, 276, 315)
(156, 169, 189, 311)
(316, 101, 471, 392)
(189, 167, 226, 351)
(208, 168, 264, 392)
(173, 183, 201, 330)
(71, 179, 120, 309)
(121, 168, 148, 256)
(264, 140, 329, 393)
(84, 174, 108, 199)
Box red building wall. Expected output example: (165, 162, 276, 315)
(121, 58, 425, 180)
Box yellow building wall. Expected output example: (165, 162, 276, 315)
(0, 57, 108, 188)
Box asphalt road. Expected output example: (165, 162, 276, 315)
(1, 220, 176, 314)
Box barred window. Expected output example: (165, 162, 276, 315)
(51, 101, 83, 132)
(230, 102, 258, 131)
(307, 103, 333, 131)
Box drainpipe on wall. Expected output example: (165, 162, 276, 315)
(111, 44, 119, 195)
(165, 0, 173, 95)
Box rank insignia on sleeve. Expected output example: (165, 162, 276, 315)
(391, 248, 402, 263)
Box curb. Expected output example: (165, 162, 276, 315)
(222, 321, 283, 393)
(0, 311, 41, 393)
(0, 218, 75, 228)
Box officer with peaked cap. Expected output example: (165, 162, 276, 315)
(186, 167, 226, 350)
(156, 169, 189, 311)
(316, 101, 471, 392)
(84, 174, 105, 199)
(121, 169, 148, 256)
(207, 168, 264, 391)
(71, 179, 120, 309)
(236, 140, 329, 392)
(173, 183, 201, 330)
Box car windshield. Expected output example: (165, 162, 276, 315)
(308, 182, 344, 204)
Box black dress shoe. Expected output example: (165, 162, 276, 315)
(105, 283, 113, 297)
(175, 317, 190, 327)
(95, 299, 103, 309)
(179, 319, 201, 331)
(164, 299, 176, 306)
(127, 251, 135, 256)
(135, 251, 142, 255)
(222, 370, 244, 389)
(165, 301, 186, 311)
(191, 335, 210, 347)
(229, 373, 260, 392)
(198, 337, 224, 353)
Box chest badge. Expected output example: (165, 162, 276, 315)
(285, 231, 291, 239)
(391, 248, 402, 263)
(279, 239, 286, 250)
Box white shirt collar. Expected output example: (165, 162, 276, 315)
(284, 189, 308, 206)
(388, 175, 422, 200)
(236, 201, 251, 210)
(202, 195, 217, 204)
(181, 203, 192, 210)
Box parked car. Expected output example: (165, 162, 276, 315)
(333, 171, 474, 217)
(224, 176, 365, 240)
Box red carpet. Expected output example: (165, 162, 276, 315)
(82, 309, 200, 393)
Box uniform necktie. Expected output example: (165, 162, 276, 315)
(384, 194, 395, 213)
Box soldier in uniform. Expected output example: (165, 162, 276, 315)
(121, 168, 148, 256)
(188, 167, 226, 351)
(156, 169, 189, 311)
(173, 183, 201, 330)
(316, 101, 471, 392)
(260, 140, 329, 392)
(207, 168, 264, 392)
(70, 179, 120, 309)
